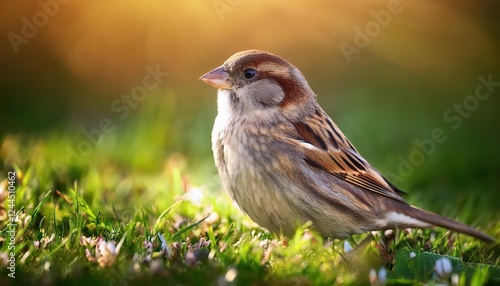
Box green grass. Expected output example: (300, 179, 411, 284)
(0, 93, 499, 285)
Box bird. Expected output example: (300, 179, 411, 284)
(199, 49, 494, 242)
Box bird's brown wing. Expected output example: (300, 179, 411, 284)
(290, 108, 407, 203)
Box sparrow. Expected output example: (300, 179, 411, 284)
(200, 49, 494, 242)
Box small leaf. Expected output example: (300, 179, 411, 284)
(171, 215, 209, 241)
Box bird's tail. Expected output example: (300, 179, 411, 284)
(400, 205, 495, 242)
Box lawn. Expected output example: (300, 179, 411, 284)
(1, 89, 499, 286)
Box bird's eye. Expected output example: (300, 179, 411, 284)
(243, 68, 257, 80)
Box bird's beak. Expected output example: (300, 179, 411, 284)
(199, 66, 232, 89)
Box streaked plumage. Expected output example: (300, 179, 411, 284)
(200, 50, 494, 242)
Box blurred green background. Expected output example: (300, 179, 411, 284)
(1, 1, 499, 223)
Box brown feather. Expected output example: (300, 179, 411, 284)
(398, 206, 495, 242)
(292, 107, 406, 203)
